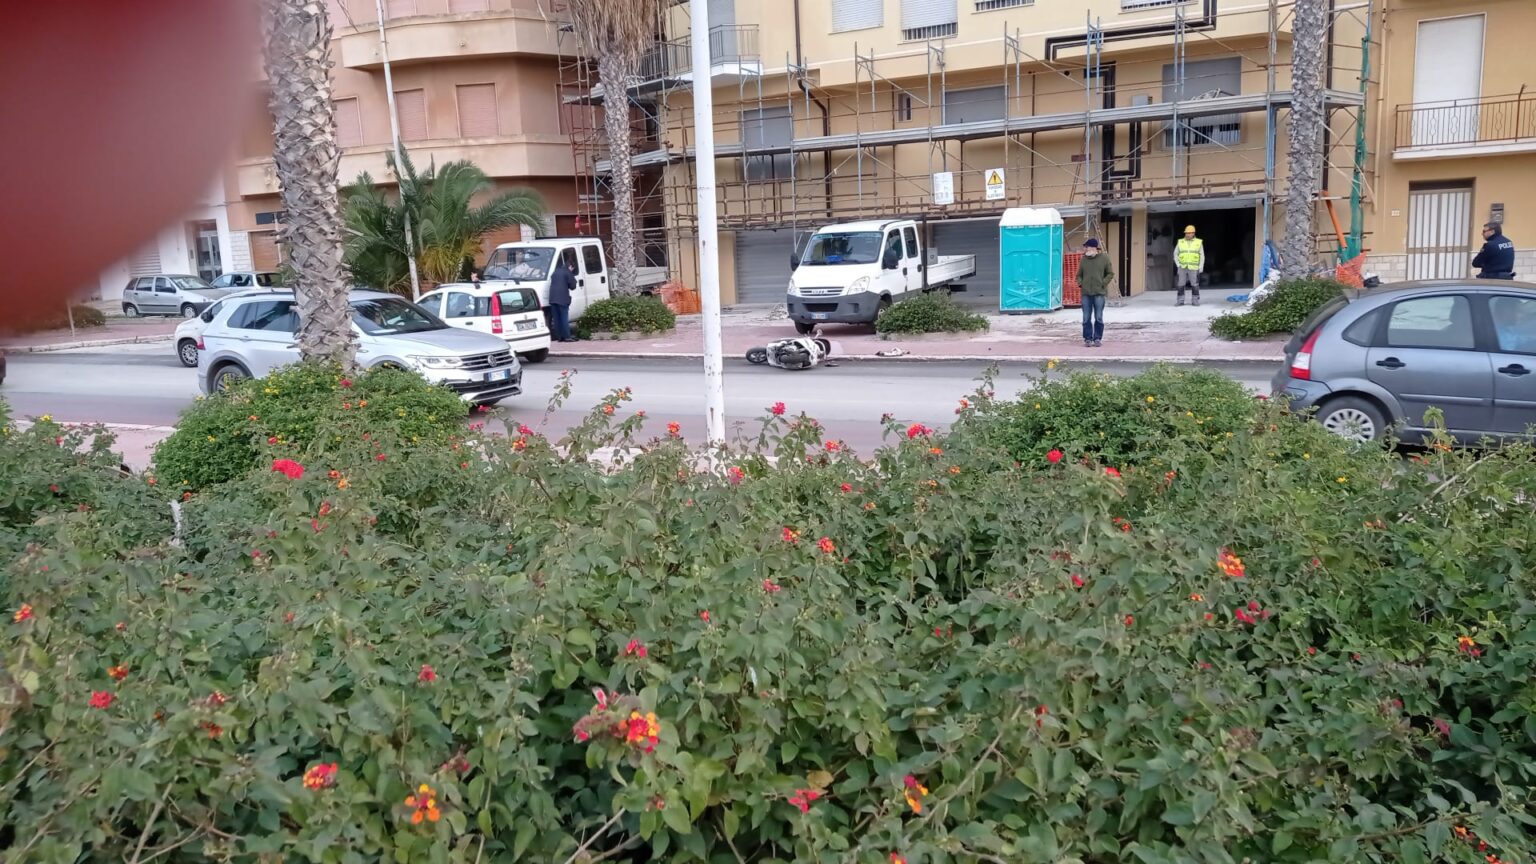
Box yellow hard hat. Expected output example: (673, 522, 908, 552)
(1184, 225, 1197, 234)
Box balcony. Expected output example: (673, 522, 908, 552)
(235, 135, 572, 198)
(335, 1, 562, 68)
(1394, 91, 1536, 160)
(635, 25, 761, 89)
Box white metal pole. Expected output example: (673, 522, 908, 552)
(375, 0, 423, 301)
(690, 0, 726, 445)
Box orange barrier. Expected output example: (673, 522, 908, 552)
(1062, 252, 1083, 308)
(1334, 254, 1367, 289)
(658, 281, 702, 314)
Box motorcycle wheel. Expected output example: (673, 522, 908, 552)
(813, 338, 832, 356)
(745, 347, 769, 365)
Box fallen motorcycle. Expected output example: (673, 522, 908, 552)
(745, 335, 832, 370)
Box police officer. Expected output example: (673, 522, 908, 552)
(1175, 224, 1204, 306)
(1473, 221, 1516, 280)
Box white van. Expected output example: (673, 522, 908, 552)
(419, 283, 551, 363)
(786, 219, 976, 333)
(480, 237, 668, 319)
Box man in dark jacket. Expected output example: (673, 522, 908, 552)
(549, 257, 576, 342)
(1473, 222, 1516, 280)
(1077, 238, 1114, 348)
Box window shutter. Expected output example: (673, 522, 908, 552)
(449, 0, 489, 11)
(901, 0, 955, 30)
(386, 0, 415, 18)
(395, 89, 428, 141)
(334, 97, 363, 148)
(832, 0, 883, 33)
(128, 244, 162, 277)
(456, 84, 499, 137)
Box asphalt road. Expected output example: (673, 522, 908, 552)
(1, 342, 1280, 453)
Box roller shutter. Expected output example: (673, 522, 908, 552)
(832, 0, 882, 33)
(733, 229, 795, 304)
(931, 219, 1000, 311)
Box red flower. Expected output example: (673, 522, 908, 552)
(1234, 608, 1257, 625)
(108, 664, 129, 681)
(271, 458, 304, 480)
(202, 722, 224, 739)
(667, 422, 681, 438)
(840, 483, 853, 493)
(318, 501, 333, 517)
(375, 453, 387, 462)
(1113, 517, 1132, 533)
(206, 690, 228, 707)
(624, 639, 649, 659)
(762, 578, 782, 594)
(1104, 466, 1121, 478)
(88, 690, 114, 710)
(906, 423, 932, 439)
(1071, 574, 1085, 588)
(1307, 646, 1317, 656)
(267, 436, 280, 445)
(418, 664, 438, 683)
(1046, 449, 1064, 464)
(250, 549, 263, 559)
(339, 378, 353, 388)
(770, 402, 786, 416)
(727, 466, 745, 486)
(1434, 717, 1451, 737)
(817, 537, 836, 555)
(328, 470, 340, 480)
(892, 855, 908, 864)
(824, 440, 841, 452)
(699, 610, 710, 623)
(782, 526, 801, 544)
(13, 604, 33, 623)
(303, 762, 339, 790)
(787, 788, 822, 813)
(1123, 615, 1135, 627)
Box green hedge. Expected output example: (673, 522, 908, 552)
(574, 296, 676, 339)
(875, 293, 989, 334)
(1209, 277, 1346, 340)
(4, 372, 1536, 863)
(152, 362, 467, 491)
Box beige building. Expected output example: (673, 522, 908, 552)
(92, 0, 583, 301)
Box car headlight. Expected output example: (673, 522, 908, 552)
(787, 282, 800, 297)
(848, 276, 871, 294)
(408, 355, 463, 369)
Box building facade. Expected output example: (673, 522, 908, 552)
(90, 0, 582, 302)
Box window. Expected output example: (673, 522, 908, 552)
(395, 89, 428, 140)
(742, 106, 794, 181)
(484, 246, 556, 281)
(1342, 309, 1381, 346)
(456, 84, 499, 138)
(418, 293, 444, 316)
(133, 278, 154, 292)
(334, 98, 362, 148)
(582, 245, 605, 274)
(350, 297, 443, 335)
(902, 226, 919, 259)
(1385, 295, 1475, 350)
(882, 232, 904, 265)
(1124, 0, 1188, 8)
(944, 86, 1006, 125)
(495, 289, 541, 313)
(902, 0, 957, 42)
(1162, 57, 1242, 147)
(444, 292, 478, 319)
(210, 274, 233, 289)
(255, 210, 286, 226)
(801, 232, 883, 266)
(1491, 296, 1536, 354)
(895, 93, 913, 122)
(231, 300, 299, 333)
(561, 248, 579, 273)
(199, 300, 225, 323)
(154, 278, 176, 294)
(831, 0, 882, 33)
(976, 0, 1031, 10)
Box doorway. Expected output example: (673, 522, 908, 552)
(1406, 182, 1474, 279)
(193, 221, 222, 283)
(1146, 205, 1256, 294)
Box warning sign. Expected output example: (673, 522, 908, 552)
(985, 168, 1006, 201)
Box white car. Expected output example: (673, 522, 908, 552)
(174, 291, 269, 366)
(419, 283, 551, 363)
(209, 271, 282, 290)
(197, 290, 522, 406)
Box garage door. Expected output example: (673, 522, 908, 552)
(733, 229, 796, 304)
(932, 219, 1000, 311)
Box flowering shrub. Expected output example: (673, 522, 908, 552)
(573, 295, 676, 339)
(4, 375, 1536, 862)
(151, 362, 467, 491)
(874, 293, 988, 335)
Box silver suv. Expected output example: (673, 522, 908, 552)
(1273, 280, 1536, 443)
(197, 290, 522, 406)
(122, 274, 234, 318)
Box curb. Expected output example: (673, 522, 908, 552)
(553, 350, 1281, 364)
(2, 334, 175, 354)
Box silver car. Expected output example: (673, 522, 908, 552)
(197, 290, 522, 406)
(1273, 280, 1536, 443)
(121, 274, 235, 319)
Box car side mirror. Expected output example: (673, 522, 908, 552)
(789, 253, 800, 269)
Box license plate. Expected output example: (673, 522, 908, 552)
(811, 313, 829, 321)
(515, 320, 537, 332)
(487, 368, 512, 382)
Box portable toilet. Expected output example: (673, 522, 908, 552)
(999, 207, 1064, 312)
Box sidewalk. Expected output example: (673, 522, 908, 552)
(567, 293, 1282, 363)
(0, 318, 179, 352)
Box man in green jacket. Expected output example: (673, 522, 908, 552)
(1077, 238, 1114, 347)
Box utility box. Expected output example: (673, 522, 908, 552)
(999, 207, 1064, 312)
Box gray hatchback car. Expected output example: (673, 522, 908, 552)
(1273, 280, 1536, 443)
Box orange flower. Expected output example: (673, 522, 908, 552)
(303, 762, 338, 790)
(948, 465, 961, 475)
(13, 603, 33, 623)
(404, 783, 442, 824)
(891, 855, 908, 864)
(1189, 593, 1204, 602)
(602, 404, 616, 416)
(1217, 548, 1246, 578)
(902, 775, 929, 813)
(624, 711, 661, 753)
(782, 526, 801, 544)
(108, 664, 129, 682)
(817, 537, 836, 555)
(667, 422, 681, 438)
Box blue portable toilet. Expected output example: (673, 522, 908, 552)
(999, 207, 1064, 312)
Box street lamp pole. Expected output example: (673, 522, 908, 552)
(374, 0, 422, 301)
(689, 0, 726, 444)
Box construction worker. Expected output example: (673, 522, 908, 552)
(1175, 224, 1205, 306)
(1473, 221, 1517, 280)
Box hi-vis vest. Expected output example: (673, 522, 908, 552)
(1176, 237, 1204, 269)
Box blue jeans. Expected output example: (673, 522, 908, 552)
(550, 303, 571, 341)
(1081, 293, 1105, 342)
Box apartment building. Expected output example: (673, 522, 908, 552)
(90, 0, 582, 301)
(1367, 0, 1536, 283)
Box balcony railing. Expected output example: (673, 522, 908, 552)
(637, 25, 759, 82)
(1395, 91, 1536, 151)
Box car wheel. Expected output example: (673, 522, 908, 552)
(1317, 396, 1386, 443)
(794, 321, 815, 335)
(211, 364, 250, 392)
(122, 304, 139, 318)
(180, 304, 197, 319)
(177, 339, 199, 368)
(520, 348, 549, 364)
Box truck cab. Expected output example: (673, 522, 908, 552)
(786, 219, 974, 334)
(481, 238, 671, 320)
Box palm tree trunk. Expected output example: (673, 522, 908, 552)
(598, 51, 640, 296)
(263, 0, 356, 366)
(1281, 0, 1328, 280)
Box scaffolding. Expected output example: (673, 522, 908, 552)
(554, 0, 1376, 287)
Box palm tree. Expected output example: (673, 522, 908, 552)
(1282, 0, 1328, 279)
(342, 148, 546, 291)
(564, 0, 658, 295)
(262, 0, 356, 365)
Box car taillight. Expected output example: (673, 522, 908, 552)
(490, 295, 503, 334)
(196, 338, 205, 351)
(1290, 329, 1320, 381)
